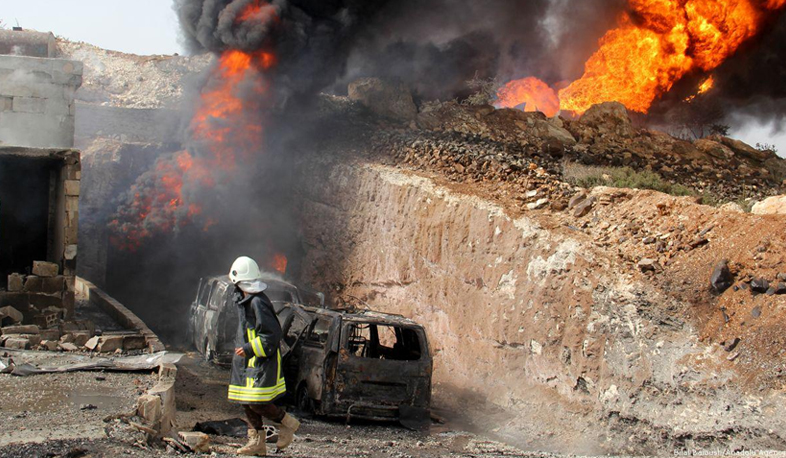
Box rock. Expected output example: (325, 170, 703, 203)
(773, 282, 786, 294)
(750, 278, 770, 294)
(59, 342, 79, 351)
(751, 306, 762, 318)
(643, 237, 656, 244)
(637, 258, 660, 272)
(719, 136, 774, 162)
(694, 139, 734, 160)
(178, 432, 210, 453)
(719, 202, 745, 213)
(550, 199, 568, 211)
(4, 337, 30, 349)
(348, 78, 417, 122)
(0, 306, 24, 325)
(573, 196, 596, 217)
(778, 273, 786, 281)
(579, 102, 634, 137)
(97, 335, 124, 353)
(724, 337, 741, 352)
(84, 336, 100, 351)
(7, 274, 24, 292)
(32, 261, 59, 278)
(751, 195, 786, 215)
(568, 193, 587, 209)
(709, 260, 733, 293)
(527, 198, 549, 210)
(2, 325, 40, 335)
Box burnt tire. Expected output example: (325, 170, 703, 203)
(296, 384, 313, 415)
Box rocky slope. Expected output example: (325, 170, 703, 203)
(57, 39, 210, 109)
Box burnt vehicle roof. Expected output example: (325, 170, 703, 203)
(304, 306, 423, 328)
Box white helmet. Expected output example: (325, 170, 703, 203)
(229, 256, 262, 284)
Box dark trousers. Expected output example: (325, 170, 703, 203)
(244, 403, 285, 430)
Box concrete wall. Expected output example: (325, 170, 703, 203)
(0, 55, 82, 148)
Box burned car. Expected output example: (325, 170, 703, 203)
(187, 274, 320, 364)
(187, 275, 432, 424)
(287, 306, 432, 425)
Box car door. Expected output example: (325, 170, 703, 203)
(296, 313, 340, 404)
(205, 281, 228, 357)
(194, 279, 216, 353)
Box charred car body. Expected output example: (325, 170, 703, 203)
(188, 275, 432, 424)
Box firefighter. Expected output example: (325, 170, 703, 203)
(228, 256, 301, 456)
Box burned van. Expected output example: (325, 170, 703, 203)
(187, 274, 319, 364)
(286, 308, 432, 425)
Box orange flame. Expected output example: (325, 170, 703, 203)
(697, 75, 714, 94)
(111, 4, 278, 251)
(271, 253, 288, 274)
(499, 0, 785, 116)
(496, 77, 560, 117)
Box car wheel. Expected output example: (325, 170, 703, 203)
(296, 384, 313, 415)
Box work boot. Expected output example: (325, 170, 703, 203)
(238, 428, 267, 456)
(276, 413, 301, 451)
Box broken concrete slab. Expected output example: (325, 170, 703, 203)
(59, 333, 75, 344)
(147, 379, 176, 436)
(59, 342, 79, 351)
(123, 335, 147, 351)
(178, 432, 210, 453)
(7, 274, 24, 292)
(2, 325, 39, 335)
(40, 340, 59, 351)
(40, 328, 61, 341)
(32, 261, 59, 278)
(137, 394, 162, 429)
(4, 337, 30, 349)
(0, 306, 24, 324)
(84, 336, 100, 351)
(97, 335, 124, 353)
(71, 331, 91, 347)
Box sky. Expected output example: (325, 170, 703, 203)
(0, 0, 182, 56)
(0, 0, 783, 156)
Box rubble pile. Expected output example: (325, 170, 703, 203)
(344, 83, 786, 207)
(3, 261, 148, 354)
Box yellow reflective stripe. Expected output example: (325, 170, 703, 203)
(228, 390, 286, 402)
(251, 337, 266, 357)
(229, 382, 286, 394)
(276, 350, 281, 381)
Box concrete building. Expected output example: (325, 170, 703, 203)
(0, 30, 82, 320)
(0, 30, 82, 148)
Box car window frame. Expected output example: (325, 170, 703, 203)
(208, 282, 227, 311)
(198, 280, 216, 309)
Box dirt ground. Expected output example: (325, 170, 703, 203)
(0, 352, 559, 458)
(0, 350, 155, 448)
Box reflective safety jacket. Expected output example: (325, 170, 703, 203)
(228, 292, 286, 404)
